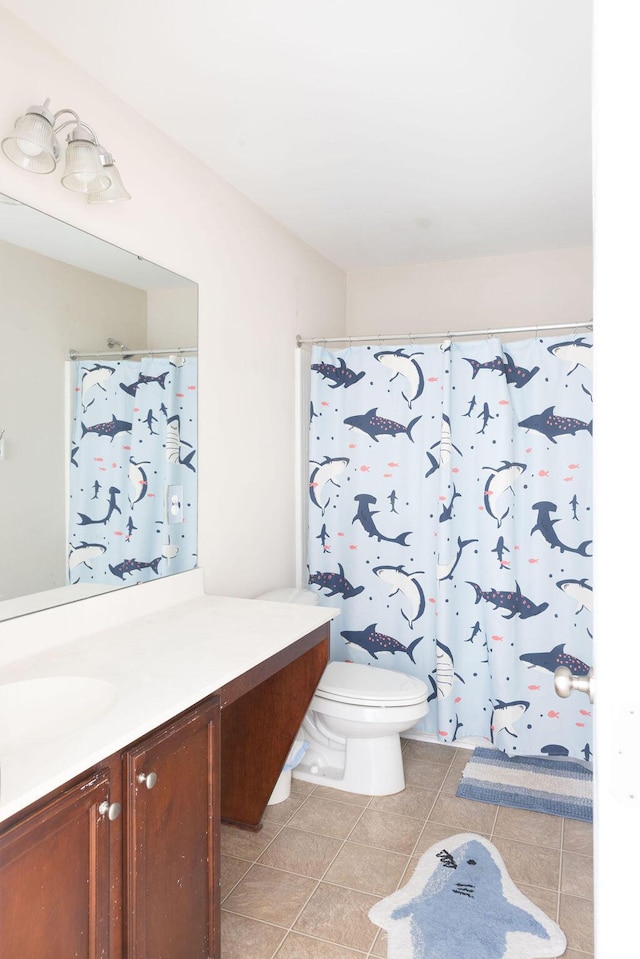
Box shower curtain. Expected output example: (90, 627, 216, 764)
(306, 334, 593, 762)
(68, 356, 197, 587)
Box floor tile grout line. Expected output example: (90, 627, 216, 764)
(265, 795, 375, 957)
(220, 785, 322, 904)
(274, 928, 370, 958)
(221, 741, 592, 956)
(221, 854, 583, 952)
(225, 789, 410, 959)
(558, 816, 566, 920)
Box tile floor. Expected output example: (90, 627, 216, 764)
(220, 739, 594, 958)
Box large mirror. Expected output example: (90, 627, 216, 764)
(0, 193, 198, 621)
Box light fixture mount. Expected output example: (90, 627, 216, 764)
(1, 97, 130, 203)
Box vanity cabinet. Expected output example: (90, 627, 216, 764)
(0, 616, 331, 958)
(124, 697, 220, 959)
(0, 765, 114, 959)
(0, 695, 220, 959)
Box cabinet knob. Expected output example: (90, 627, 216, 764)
(137, 771, 158, 789)
(98, 800, 122, 821)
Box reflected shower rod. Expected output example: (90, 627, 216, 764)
(69, 346, 197, 360)
(296, 321, 593, 348)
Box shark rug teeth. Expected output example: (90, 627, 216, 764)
(369, 833, 566, 959)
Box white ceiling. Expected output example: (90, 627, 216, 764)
(1, 0, 592, 271)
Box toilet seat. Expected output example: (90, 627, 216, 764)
(314, 661, 428, 708)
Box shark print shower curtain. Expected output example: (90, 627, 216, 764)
(68, 356, 197, 587)
(306, 334, 593, 762)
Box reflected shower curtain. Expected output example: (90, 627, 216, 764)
(306, 334, 593, 761)
(68, 356, 197, 586)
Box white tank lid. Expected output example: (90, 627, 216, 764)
(256, 587, 320, 606)
(315, 661, 428, 706)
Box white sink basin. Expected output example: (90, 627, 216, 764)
(0, 676, 118, 754)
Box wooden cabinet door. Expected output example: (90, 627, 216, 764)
(0, 767, 113, 959)
(124, 697, 220, 959)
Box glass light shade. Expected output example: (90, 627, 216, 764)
(87, 162, 131, 203)
(60, 139, 111, 194)
(1, 112, 57, 174)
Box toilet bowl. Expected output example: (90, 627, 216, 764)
(292, 661, 429, 796)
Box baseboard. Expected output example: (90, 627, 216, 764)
(401, 730, 476, 752)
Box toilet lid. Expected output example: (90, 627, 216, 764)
(315, 661, 428, 707)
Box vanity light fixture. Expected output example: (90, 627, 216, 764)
(1, 98, 131, 203)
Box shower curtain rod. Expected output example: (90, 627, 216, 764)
(296, 321, 593, 349)
(68, 346, 197, 360)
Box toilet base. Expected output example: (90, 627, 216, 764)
(292, 732, 406, 796)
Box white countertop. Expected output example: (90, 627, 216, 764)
(0, 594, 338, 823)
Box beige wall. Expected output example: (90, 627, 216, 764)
(0, 8, 346, 621)
(346, 247, 592, 337)
(0, 238, 148, 602)
(147, 287, 198, 350)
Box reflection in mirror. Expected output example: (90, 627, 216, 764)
(0, 193, 198, 621)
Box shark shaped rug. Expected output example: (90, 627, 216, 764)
(368, 833, 566, 959)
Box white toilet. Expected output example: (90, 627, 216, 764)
(292, 661, 429, 796)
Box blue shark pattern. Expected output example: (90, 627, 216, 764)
(307, 335, 593, 760)
(344, 408, 421, 442)
(353, 493, 411, 545)
(77, 486, 122, 526)
(120, 370, 169, 396)
(309, 456, 349, 514)
(490, 699, 530, 742)
(519, 643, 591, 676)
(308, 564, 364, 599)
(311, 357, 365, 388)
(81, 414, 132, 441)
(556, 578, 593, 613)
(468, 581, 549, 620)
(341, 624, 423, 663)
(109, 556, 162, 579)
(68, 541, 107, 574)
(437, 536, 478, 581)
(80, 363, 115, 411)
(373, 564, 426, 629)
(541, 744, 570, 757)
(518, 406, 592, 443)
(369, 834, 566, 959)
(491, 535, 510, 568)
(483, 461, 527, 527)
(439, 484, 460, 523)
(531, 501, 592, 556)
(547, 336, 593, 373)
(428, 641, 465, 701)
(316, 523, 330, 551)
(69, 357, 197, 588)
(374, 349, 425, 407)
(464, 352, 540, 388)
